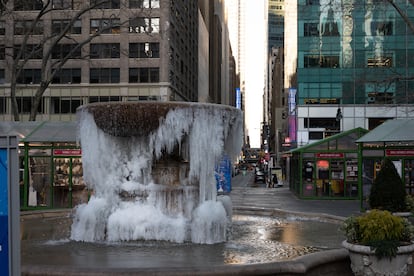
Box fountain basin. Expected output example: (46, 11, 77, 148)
(20, 210, 351, 276)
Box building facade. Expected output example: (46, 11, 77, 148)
(0, 0, 236, 122)
(285, 0, 414, 147)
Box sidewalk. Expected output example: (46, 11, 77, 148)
(230, 171, 362, 218)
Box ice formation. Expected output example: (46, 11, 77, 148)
(70, 102, 243, 244)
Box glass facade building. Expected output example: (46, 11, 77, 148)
(293, 0, 414, 145)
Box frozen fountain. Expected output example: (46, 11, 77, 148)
(71, 101, 243, 244)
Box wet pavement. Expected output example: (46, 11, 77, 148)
(230, 170, 362, 218)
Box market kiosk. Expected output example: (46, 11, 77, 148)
(284, 127, 368, 199)
(0, 122, 87, 210)
(356, 119, 414, 210)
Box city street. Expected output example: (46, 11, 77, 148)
(230, 170, 362, 218)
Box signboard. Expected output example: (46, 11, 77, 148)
(0, 136, 20, 276)
(316, 152, 344, 158)
(235, 88, 241, 109)
(386, 149, 414, 156)
(215, 155, 231, 193)
(53, 149, 82, 156)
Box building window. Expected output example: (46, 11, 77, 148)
(52, 0, 83, 9)
(366, 83, 395, 104)
(17, 69, 42, 84)
(14, 44, 43, 60)
(304, 55, 339, 68)
(16, 97, 43, 114)
(305, 0, 319, 4)
(369, 21, 393, 36)
(367, 55, 393, 67)
(0, 21, 5, 35)
(90, 68, 120, 83)
(129, 42, 160, 58)
(130, 0, 159, 8)
(52, 20, 82, 34)
(90, 18, 120, 34)
(90, 43, 120, 58)
(129, 68, 159, 83)
(51, 97, 81, 114)
(52, 68, 81, 84)
(129, 17, 160, 34)
(0, 97, 5, 114)
(14, 0, 44, 10)
(14, 20, 43, 35)
(0, 69, 4, 84)
(51, 44, 82, 59)
(304, 118, 338, 129)
(91, 0, 120, 9)
(89, 96, 121, 103)
(0, 46, 4, 60)
(309, 131, 324, 140)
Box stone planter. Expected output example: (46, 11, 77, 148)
(342, 240, 414, 276)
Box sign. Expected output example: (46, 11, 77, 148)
(53, 149, 82, 156)
(215, 155, 231, 193)
(235, 88, 241, 109)
(0, 136, 20, 276)
(316, 152, 344, 158)
(386, 149, 414, 156)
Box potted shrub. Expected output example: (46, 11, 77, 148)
(369, 158, 408, 213)
(341, 209, 414, 275)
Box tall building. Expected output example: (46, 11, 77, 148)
(285, 0, 414, 147)
(0, 0, 236, 122)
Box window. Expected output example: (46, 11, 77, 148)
(367, 56, 393, 67)
(52, 44, 82, 59)
(369, 21, 393, 36)
(0, 21, 5, 35)
(306, 0, 319, 4)
(90, 68, 120, 83)
(90, 18, 120, 34)
(91, 0, 120, 9)
(14, 44, 43, 60)
(0, 46, 4, 60)
(90, 43, 120, 58)
(16, 97, 43, 114)
(17, 69, 41, 84)
(304, 55, 339, 68)
(52, 69, 81, 84)
(129, 17, 160, 33)
(52, 20, 82, 34)
(129, 68, 159, 83)
(0, 96, 5, 114)
(52, 0, 83, 9)
(51, 97, 81, 114)
(130, 0, 159, 8)
(14, 20, 43, 35)
(15, 0, 44, 10)
(0, 69, 4, 84)
(304, 118, 338, 129)
(129, 43, 160, 58)
(89, 96, 121, 103)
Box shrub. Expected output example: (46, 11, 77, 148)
(341, 210, 414, 259)
(369, 158, 407, 212)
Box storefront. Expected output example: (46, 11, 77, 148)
(0, 122, 88, 210)
(284, 128, 368, 199)
(356, 119, 414, 210)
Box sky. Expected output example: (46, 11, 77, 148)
(243, 0, 266, 148)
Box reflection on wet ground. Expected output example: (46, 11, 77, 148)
(21, 214, 345, 269)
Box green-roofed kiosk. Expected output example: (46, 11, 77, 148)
(283, 127, 368, 200)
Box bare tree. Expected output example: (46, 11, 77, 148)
(6, 0, 139, 121)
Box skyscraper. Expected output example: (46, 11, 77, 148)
(285, 0, 414, 147)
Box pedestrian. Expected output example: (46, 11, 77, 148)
(272, 174, 278, 188)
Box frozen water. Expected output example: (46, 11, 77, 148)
(71, 102, 243, 244)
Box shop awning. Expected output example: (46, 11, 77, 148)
(0, 121, 78, 143)
(356, 119, 414, 143)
